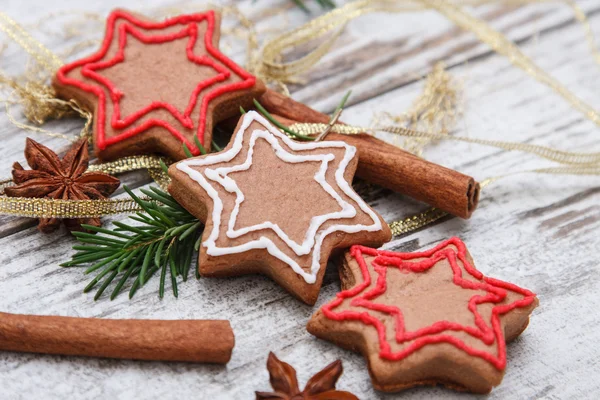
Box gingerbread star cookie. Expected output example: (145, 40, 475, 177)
(168, 111, 391, 304)
(53, 9, 265, 161)
(307, 237, 538, 393)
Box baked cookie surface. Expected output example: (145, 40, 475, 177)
(53, 9, 265, 161)
(307, 237, 538, 393)
(168, 111, 391, 304)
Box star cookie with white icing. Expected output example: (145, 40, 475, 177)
(168, 111, 391, 304)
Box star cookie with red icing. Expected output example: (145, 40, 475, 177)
(307, 237, 538, 393)
(53, 9, 265, 161)
(168, 111, 391, 304)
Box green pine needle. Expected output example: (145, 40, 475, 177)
(211, 140, 223, 152)
(159, 261, 167, 299)
(253, 99, 315, 141)
(319, 0, 336, 9)
(193, 136, 208, 155)
(183, 143, 194, 158)
(291, 0, 336, 13)
(95, 270, 119, 301)
(292, 0, 310, 13)
(336, 90, 352, 114)
(65, 186, 203, 301)
(159, 159, 169, 174)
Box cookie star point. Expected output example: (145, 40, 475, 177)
(168, 111, 391, 303)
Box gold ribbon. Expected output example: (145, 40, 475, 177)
(386, 164, 600, 236)
(2, 119, 596, 230)
(388, 207, 449, 236)
(0, 12, 62, 72)
(0, 155, 170, 219)
(290, 123, 600, 167)
(87, 155, 171, 189)
(0, 12, 93, 140)
(427, 0, 600, 126)
(0, 197, 144, 219)
(86, 155, 166, 174)
(292, 120, 600, 236)
(88, 156, 171, 190)
(290, 118, 600, 236)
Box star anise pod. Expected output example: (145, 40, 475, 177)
(5, 138, 120, 233)
(255, 352, 358, 400)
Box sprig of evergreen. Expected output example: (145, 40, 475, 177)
(63, 179, 203, 301)
(291, 0, 336, 13)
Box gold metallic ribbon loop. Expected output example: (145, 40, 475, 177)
(87, 155, 171, 189)
(86, 155, 167, 174)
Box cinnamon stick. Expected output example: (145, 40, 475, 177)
(259, 89, 479, 219)
(0, 312, 234, 363)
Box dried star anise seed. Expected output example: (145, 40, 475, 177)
(5, 138, 120, 233)
(255, 352, 358, 400)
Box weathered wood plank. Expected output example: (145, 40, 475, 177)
(0, 1, 599, 399)
(290, 0, 600, 113)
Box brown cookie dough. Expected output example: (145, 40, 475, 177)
(168, 111, 391, 304)
(53, 9, 265, 161)
(307, 238, 538, 393)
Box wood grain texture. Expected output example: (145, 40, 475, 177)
(0, 0, 599, 399)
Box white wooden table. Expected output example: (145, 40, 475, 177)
(1, 0, 599, 398)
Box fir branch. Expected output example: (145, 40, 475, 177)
(290, 0, 336, 13)
(64, 186, 203, 301)
(292, 0, 310, 13)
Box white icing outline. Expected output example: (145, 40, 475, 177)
(176, 111, 383, 284)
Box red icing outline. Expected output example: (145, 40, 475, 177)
(55, 10, 257, 155)
(321, 237, 536, 370)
